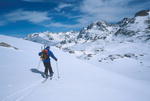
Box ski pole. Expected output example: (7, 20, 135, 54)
(37, 59, 41, 69)
(56, 61, 60, 79)
(37, 46, 43, 69)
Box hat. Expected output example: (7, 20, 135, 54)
(45, 46, 50, 49)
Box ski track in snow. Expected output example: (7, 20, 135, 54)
(2, 79, 44, 101)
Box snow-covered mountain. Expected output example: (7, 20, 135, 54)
(115, 10, 150, 42)
(25, 10, 150, 62)
(26, 31, 79, 46)
(1, 35, 150, 101)
(77, 21, 118, 41)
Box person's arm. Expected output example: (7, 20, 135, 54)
(48, 51, 57, 61)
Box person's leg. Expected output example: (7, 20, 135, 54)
(47, 62, 54, 77)
(43, 62, 48, 77)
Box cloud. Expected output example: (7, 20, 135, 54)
(55, 3, 73, 12)
(4, 9, 51, 24)
(45, 22, 80, 29)
(78, 0, 150, 25)
(0, 20, 7, 26)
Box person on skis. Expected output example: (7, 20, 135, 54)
(39, 46, 57, 78)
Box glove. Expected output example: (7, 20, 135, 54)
(55, 58, 58, 61)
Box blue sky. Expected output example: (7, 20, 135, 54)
(0, 0, 150, 37)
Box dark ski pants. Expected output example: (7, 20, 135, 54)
(43, 62, 53, 76)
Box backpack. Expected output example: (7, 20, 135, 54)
(40, 49, 49, 60)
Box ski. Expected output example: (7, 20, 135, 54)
(41, 77, 48, 83)
(41, 74, 49, 83)
(41, 75, 53, 83)
(50, 76, 53, 80)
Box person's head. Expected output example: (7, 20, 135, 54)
(45, 46, 50, 50)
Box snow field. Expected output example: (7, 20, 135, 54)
(0, 35, 150, 101)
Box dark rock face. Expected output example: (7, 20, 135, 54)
(87, 23, 95, 30)
(117, 18, 135, 27)
(115, 29, 136, 37)
(77, 21, 113, 41)
(0, 42, 11, 47)
(0, 42, 18, 50)
(135, 10, 150, 17)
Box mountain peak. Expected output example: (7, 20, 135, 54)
(135, 10, 150, 17)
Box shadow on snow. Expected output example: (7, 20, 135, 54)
(30, 68, 45, 78)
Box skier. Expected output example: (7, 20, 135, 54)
(39, 46, 57, 78)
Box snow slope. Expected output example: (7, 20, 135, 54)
(0, 35, 150, 101)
